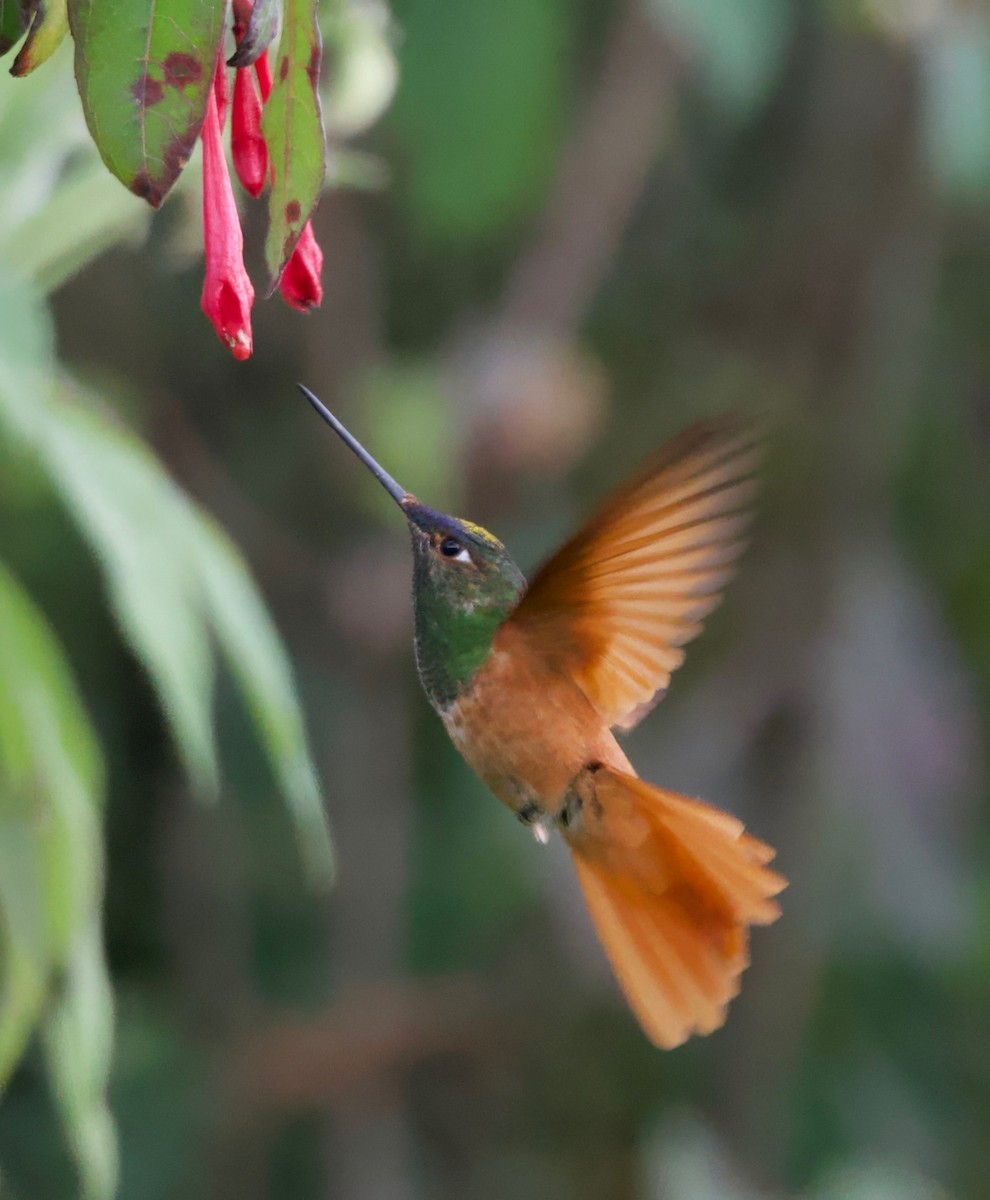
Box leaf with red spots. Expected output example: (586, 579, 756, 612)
(67, 0, 227, 208)
(261, 0, 325, 289)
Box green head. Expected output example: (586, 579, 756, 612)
(300, 386, 526, 710)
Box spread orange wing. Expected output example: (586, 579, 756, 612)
(502, 418, 760, 731)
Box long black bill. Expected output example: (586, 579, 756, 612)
(298, 384, 407, 507)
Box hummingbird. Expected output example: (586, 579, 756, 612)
(300, 385, 785, 1049)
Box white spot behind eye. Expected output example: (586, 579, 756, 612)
(452, 547, 472, 564)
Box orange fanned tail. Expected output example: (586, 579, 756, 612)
(567, 766, 785, 1049)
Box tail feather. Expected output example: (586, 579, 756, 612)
(573, 856, 726, 1045)
(567, 767, 785, 1049)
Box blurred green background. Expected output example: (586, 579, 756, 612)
(2, 0, 989, 1197)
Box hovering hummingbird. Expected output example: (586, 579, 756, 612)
(300, 385, 785, 1049)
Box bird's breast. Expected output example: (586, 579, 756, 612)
(440, 633, 631, 821)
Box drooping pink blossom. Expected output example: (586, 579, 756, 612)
(200, 75, 254, 359)
(280, 221, 324, 311)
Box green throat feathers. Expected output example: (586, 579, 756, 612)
(407, 518, 526, 711)
(292, 386, 527, 710)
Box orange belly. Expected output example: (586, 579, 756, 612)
(441, 627, 633, 818)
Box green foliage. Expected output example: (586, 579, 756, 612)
(0, 48, 330, 1197)
(0, 561, 113, 1199)
(0, 280, 333, 867)
(262, 0, 327, 284)
(44, 925, 117, 1200)
(66, 0, 226, 206)
(0, 0, 28, 56)
(184, 515, 332, 882)
(0, 42, 149, 290)
(5, 1, 990, 1199)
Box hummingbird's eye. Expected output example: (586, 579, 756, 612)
(438, 536, 472, 563)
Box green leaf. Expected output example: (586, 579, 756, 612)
(40, 392, 333, 877)
(262, 0, 325, 287)
(0, 279, 331, 879)
(0, 560, 107, 1095)
(1, 154, 148, 292)
(0, 48, 153, 288)
(0, 273, 217, 792)
(44, 923, 117, 1200)
(186, 515, 334, 885)
(10, 0, 67, 76)
(228, 0, 282, 68)
(0, 0, 28, 58)
(0, 813, 50, 1081)
(0, 270, 54, 443)
(42, 401, 222, 795)
(66, 0, 227, 207)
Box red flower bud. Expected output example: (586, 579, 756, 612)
(280, 221, 323, 311)
(200, 82, 254, 360)
(255, 49, 273, 102)
(232, 64, 268, 198)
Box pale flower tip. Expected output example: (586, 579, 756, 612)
(201, 277, 255, 361)
(229, 331, 253, 360)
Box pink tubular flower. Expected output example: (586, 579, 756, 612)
(280, 221, 324, 311)
(200, 75, 254, 359)
(232, 63, 267, 197)
(213, 54, 229, 131)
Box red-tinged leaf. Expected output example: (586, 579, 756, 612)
(9, 0, 65, 75)
(260, 0, 325, 289)
(67, 0, 227, 208)
(0, 0, 30, 59)
(228, 0, 281, 68)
